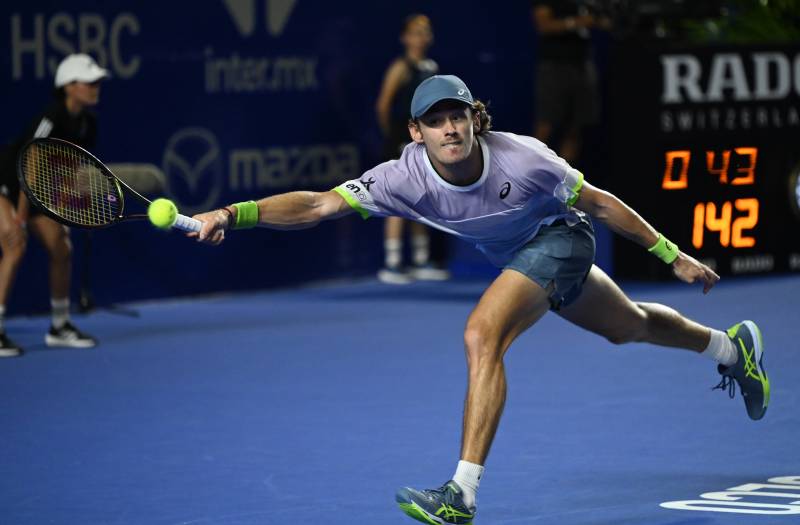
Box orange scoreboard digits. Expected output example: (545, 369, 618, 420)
(662, 148, 760, 250)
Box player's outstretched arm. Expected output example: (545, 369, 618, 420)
(573, 182, 720, 293)
(191, 190, 354, 246)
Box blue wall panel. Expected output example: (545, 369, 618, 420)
(3, 1, 612, 313)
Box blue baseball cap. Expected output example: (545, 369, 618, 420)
(410, 75, 474, 119)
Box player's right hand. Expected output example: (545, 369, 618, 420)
(190, 209, 228, 245)
(671, 251, 720, 294)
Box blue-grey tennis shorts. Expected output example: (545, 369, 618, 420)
(504, 219, 595, 311)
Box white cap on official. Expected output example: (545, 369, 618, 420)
(54, 54, 110, 87)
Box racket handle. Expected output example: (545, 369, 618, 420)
(173, 214, 203, 232)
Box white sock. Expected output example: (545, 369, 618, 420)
(701, 329, 737, 367)
(51, 298, 70, 329)
(452, 460, 483, 510)
(411, 234, 430, 266)
(384, 238, 402, 269)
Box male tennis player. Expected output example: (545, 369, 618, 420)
(192, 75, 769, 525)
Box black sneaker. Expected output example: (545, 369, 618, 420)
(713, 320, 769, 420)
(396, 480, 475, 525)
(0, 332, 23, 357)
(45, 321, 97, 348)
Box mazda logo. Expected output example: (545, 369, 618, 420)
(162, 127, 224, 214)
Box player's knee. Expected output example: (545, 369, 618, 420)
(604, 303, 649, 345)
(463, 319, 502, 365)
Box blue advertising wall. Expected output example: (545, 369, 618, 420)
(2, 1, 606, 313)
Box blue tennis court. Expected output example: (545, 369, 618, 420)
(1, 274, 798, 524)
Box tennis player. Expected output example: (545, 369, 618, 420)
(192, 75, 769, 525)
(0, 54, 104, 357)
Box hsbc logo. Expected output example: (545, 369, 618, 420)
(222, 0, 298, 37)
(661, 52, 800, 104)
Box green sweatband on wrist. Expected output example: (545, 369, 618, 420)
(648, 234, 679, 264)
(231, 201, 259, 229)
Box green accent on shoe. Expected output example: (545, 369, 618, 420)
(398, 502, 445, 525)
(751, 322, 770, 408)
(729, 322, 770, 407)
(717, 320, 769, 420)
(436, 504, 474, 521)
(396, 481, 475, 525)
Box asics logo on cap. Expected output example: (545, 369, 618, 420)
(410, 75, 474, 119)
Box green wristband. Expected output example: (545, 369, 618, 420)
(648, 234, 679, 264)
(232, 201, 259, 229)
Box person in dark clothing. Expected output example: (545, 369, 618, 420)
(374, 13, 450, 284)
(532, 0, 610, 165)
(0, 54, 104, 357)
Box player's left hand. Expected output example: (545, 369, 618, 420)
(189, 209, 228, 245)
(671, 252, 720, 294)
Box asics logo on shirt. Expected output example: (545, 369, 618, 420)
(499, 181, 511, 199)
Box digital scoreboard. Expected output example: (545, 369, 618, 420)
(608, 44, 800, 279)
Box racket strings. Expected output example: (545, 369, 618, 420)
(21, 142, 122, 226)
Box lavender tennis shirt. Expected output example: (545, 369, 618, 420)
(334, 131, 586, 267)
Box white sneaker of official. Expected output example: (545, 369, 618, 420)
(410, 264, 451, 281)
(377, 267, 415, 285)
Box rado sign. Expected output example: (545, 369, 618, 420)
(661, 52, 800, 104)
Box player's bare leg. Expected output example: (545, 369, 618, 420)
(557, 264, 710, 350)
(461, 269, 552, 464)
(557, 264, 769, 420)
(397, 268, 551, 524)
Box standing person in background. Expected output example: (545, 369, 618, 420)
(0, 54, 103, 357)
(532, 0, 610, 166)
(375, 13, 450, 284)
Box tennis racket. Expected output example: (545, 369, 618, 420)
(17, 137, 201, 232)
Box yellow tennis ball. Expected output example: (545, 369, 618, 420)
(148, 198, 178, 229)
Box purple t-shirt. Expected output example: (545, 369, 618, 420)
(334, 131, 586, 267)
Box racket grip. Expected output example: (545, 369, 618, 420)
(173, 214, 202, 232)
